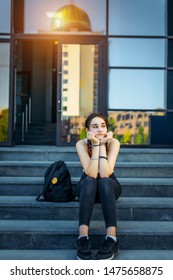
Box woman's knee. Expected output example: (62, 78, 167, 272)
(81, 176, 97, 189)
(98, 178, 114, 194)
(98, 177, 122, 200)
(74, 175, 97, 197)
(98, 177, 114, 188)
(79, 176, 97, 196)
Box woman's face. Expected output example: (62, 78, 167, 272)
(87, 117, 107, 140)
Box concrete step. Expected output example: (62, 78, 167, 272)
(1, 177, 173, 197)
(0, 147, 172, 256)
(0, 249, 173, 260)
(15, 124, 56, 144)
(0, 220, 173, 250)
(1, 146, 173, 162)
(0, 196, 173, 221)
(0, 161, 173, 178)
(15, 140, 56, 145)
(0, 146, 77, 161)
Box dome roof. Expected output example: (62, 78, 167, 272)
(51, 4, 92, 31)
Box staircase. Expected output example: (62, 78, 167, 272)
(0, 146, 173, 260)
(15, 123, 56, 145)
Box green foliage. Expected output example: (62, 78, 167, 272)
(134, 126, 148, 144)
(0, 108, 8, 142)
(121, 129, 131, 144)
(108, 116, 116, 132)
(108, 116, 119, 138)
(119, 126, 148, 144)
(79, 127, 87, 139)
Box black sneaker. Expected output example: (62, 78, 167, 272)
(95, 237, 119, 260)
(77, 236, 92, 260)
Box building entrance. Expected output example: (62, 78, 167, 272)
(14, 36, 107, 145)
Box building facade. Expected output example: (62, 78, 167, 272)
(0, 0, 173, 147)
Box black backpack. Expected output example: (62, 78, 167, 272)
(36, 160, 75, 202)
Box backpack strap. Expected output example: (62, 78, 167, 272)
(36, 193, 45, 201)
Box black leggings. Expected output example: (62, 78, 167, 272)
(74, 173, 122, 229)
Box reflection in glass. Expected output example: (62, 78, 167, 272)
(108, 110, 165, 145)
(24, 0, 106, 34)
(15, 40, 55, 145)
(168, 40, 173, 67)
(0, 43, 10, 142)
(0, 0, 11, 33)
(51, 4, 91, 31)
(61, 44, 98, 143)
(109, 69, 165, 110)
(109, 0, 166, 36)
(109, 38, 166, 67)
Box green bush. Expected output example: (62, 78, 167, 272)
(0, 108, 8, 141)
(134, 126, 148, 144)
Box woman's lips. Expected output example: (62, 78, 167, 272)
(96, 134, 105, 137)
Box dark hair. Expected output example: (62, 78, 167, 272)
(85, 112, 108, 129)
(85, 112, 109, 157)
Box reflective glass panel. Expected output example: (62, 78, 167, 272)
(15, 40, 55, 145)
(109, 70, 165, 110)
(168, 0, 173, 36)
(168, 40, 173, 67)
(0, 0, 11, 33)
(167, 71, 173, 110)
(109, 38, 166, 67)
(0, 43, 10, 142)
(60, 44, 99, 143)
(24, 0, 106, 34)
(109, 0, 166, 35)
(108, 110, 165, 145)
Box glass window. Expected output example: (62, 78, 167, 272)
(60, 43, 99, 143)
(109, 0, 166, 36)
(109, 38, 166, 67)
(108, 110, 165, 145)
(24, 0, 106, 34)
(167, 71, 173, 109)
(0, 0, 11, 33)
(109, 69, 165, 110)
(168, 40, 173, 67)
(63, 52, 68, 57)
(168, 0, 173, 36)
(0, 43, 10, 142)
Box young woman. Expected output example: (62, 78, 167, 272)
(74, 112, 122, 260)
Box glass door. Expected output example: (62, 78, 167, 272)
(56, 38, 107, 145)
(0, 42, 10, 145)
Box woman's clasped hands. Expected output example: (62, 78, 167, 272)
(87, 131, 113, 145)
